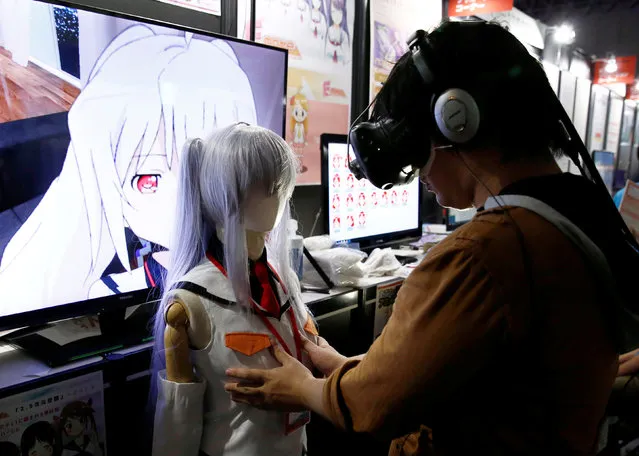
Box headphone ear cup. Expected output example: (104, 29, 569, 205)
(433, 88, 480, 144)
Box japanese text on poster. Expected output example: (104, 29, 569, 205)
(0, 371, 106, 455)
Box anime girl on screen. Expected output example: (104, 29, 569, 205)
(0, 26, 257, 316)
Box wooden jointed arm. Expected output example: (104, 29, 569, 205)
(165, 301, 195, 383)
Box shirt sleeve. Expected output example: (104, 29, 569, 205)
(152, 370, 207, 456)
(323, 243, 509, 439)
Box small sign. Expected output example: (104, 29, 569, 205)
(448, 0, 514, 17)
(594, 56, 637, 85)
(373, 279, 403, 339)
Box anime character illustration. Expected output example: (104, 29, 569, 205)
(358, 211, 366, 226)
(359, 177, 366, 188)
(333, 216, 341, 230)
(391, 190, 398, 205)
(332, 194, 341, 210)
(346, 215, 355, 228)
(358, 192, 366, 207)
(297, 0, 309, 23)
(56, 400, 102, 456)
(20, 421, 59, 456)
(381, 191, 388, 206)
(371, 191, 378, 207)
(402, 189, 409, 204)
(333, 174, 341, 188)
(375, 22, 405, 63)
(0, 26, 258, 315)
(346, 173, 355, 189)
(290, 92, 309, 149)
(346, 193, 354, 208)
(281, 0, 292, 14)
(309, 0, 327, 39)
(332, 154, 342, 169)
(324, 0, 350, 64)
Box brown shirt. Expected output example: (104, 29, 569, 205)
(323, 206, 618, 455)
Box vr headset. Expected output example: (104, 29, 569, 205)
(348, 29, 482, 189)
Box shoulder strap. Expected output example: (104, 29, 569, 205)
(172, 281, 235, 307)
(485, 195, 637, 350)
(485, 195, 618, 298)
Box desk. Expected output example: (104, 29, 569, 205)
(0, 287, 360, 454)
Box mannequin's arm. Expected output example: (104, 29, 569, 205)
(165, 301, 195, 383)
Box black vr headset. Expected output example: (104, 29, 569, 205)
(348, 29, 483, 189)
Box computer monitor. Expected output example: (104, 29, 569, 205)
(321, 134, 421, 248)
(0, 0, 287, 331)
(593, 150, 615, 194)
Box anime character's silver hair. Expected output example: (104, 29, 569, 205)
(152, 123, 301, 374)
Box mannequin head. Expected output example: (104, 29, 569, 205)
(162, 123, 298, 309)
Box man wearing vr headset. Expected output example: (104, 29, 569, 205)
(226, 21, 628, 455)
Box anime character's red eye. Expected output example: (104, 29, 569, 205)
(132, 174, 160, 194)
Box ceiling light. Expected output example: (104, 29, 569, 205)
(553, 24, 575, 44)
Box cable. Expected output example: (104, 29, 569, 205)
(309, 207, 321, 237)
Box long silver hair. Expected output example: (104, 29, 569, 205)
(152, 123, 300, 376)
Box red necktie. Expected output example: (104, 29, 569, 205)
(253, 261, 280, 315)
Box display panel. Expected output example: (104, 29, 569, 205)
(0, 0, 287, 321)
(322, 137, 420, 244)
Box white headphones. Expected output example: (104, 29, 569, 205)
(407, 30, 481, 145)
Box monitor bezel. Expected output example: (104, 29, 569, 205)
(320, 133, 422, 248)
(0, 0, 289, 331)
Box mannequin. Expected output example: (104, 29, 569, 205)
(152, 123, 319, 456)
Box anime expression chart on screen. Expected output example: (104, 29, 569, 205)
(0, 372, 106, 456)
(328, 143, 419, 242)
(0, 1, 286, 318)
(238, 0, 355, 184)
(370, 0, 441, 101)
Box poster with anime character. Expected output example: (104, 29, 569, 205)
(237, 0, 355, 184)
(0, 1, 286, 317)
(370, 0, 441, 101)
(0, 372, 106, 456)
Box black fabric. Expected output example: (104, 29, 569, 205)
(488, 172, 639, 347)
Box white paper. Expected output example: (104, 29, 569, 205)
(589, 84, 610, 152)
(153, 0, 220, 16)
(559, 71, 576, 121)
(606, 96, 624, 154)
(573, 78, 591, 143)
(0, 371, 107, 454)
(37, 316, 101, 346)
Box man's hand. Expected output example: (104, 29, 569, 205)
(619, 348, 639, 377)
(225, 344, 318, 412)
(303, 335, 349, 377)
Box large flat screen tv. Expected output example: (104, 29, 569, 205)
(0, 0, 288, 331)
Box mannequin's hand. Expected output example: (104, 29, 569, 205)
(225, 344, 314, 412)
(303, 335, 347, 377)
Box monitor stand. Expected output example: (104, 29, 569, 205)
(1, 302, 157, 367)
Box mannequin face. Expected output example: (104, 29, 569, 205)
(243, 189, 286, 233)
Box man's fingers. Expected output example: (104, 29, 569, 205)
(224, 382, 263, 396)
(226, 367, 267, 382)
(272, 343, 293, 365)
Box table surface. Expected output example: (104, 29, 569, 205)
(0, 286, 367, 393)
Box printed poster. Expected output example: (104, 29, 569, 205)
(152, 0, 221, 15)
(373, 279, 403, 339)
(0, 371, 106, 455)
(589, 85, 610, 152)
(606, 96, 624, 154)
(238, 0, 355, 185)
(369, 0, 441, 102)
(619, 180, 639, 240)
